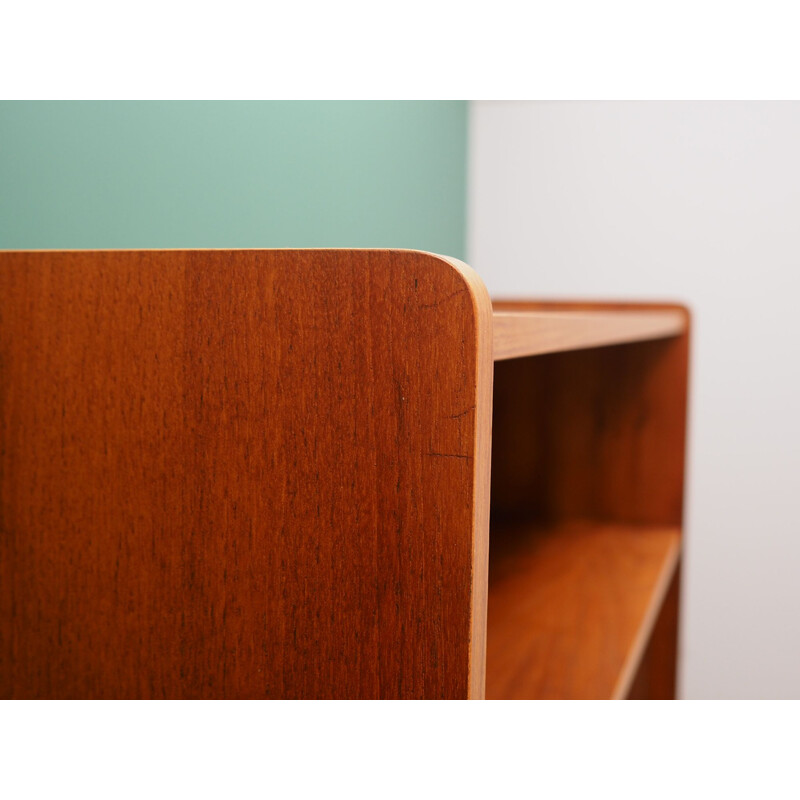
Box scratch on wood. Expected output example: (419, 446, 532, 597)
(448, 406, 475, 419)
(427, 451, 472, 461)
(418, 288, 468, 310)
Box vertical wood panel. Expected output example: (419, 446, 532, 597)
(0, 249, 492, 699)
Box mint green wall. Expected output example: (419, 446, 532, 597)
(0, 102, 467, 259)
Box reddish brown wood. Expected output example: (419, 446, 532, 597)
(485, 520, 680, 700)
(489, 300, 690, 699)
(625, 564, 681, 699)
(1, 259, 691, 700)
(493, 307, 685, 361)
(0, 249, 493, 699)
(491, 341, 688, 526)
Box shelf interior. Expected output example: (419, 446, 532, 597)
(492, 303, 686, 361)
(486, 519, 680, 700)
(486, 329, 689, 699)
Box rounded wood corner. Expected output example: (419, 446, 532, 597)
(417, 251, 494, 341)
(409, 251, 493, 700)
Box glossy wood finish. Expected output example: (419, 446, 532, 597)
(486, 520, 680, 699)
(492, 308, 685, 361)
(0, 249, 493, 699)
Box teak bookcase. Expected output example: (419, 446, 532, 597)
(0, 250, 690, 699)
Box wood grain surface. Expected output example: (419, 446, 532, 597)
(491, 306, 690, 526)
(625, 563, 681, 700)
(485, 520, 680, 699)
(0, 249, 493, 699)
(488, 300, 690, 699)
(492, 308, 685, 361)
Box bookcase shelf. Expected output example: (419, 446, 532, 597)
(486, 520, 680, 699)
(489, 296, 689, 700)
(492, 307, 686, 361)
(0, 249, 690, 699)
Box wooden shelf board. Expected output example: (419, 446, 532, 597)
(485, 519, 680, 700)
(492, 308, 686, 361)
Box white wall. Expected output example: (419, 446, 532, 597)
(468, 101, 800, 699)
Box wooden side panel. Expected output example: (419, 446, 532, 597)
(0, 249, 493, 699)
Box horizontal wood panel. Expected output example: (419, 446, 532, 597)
(485, 520, 680, 700)
(492, 308, 686, 361)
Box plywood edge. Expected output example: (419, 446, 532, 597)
(436, 255, 494, 700)
(492, 298, 691, 315)
(611, 536, 682, 700)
